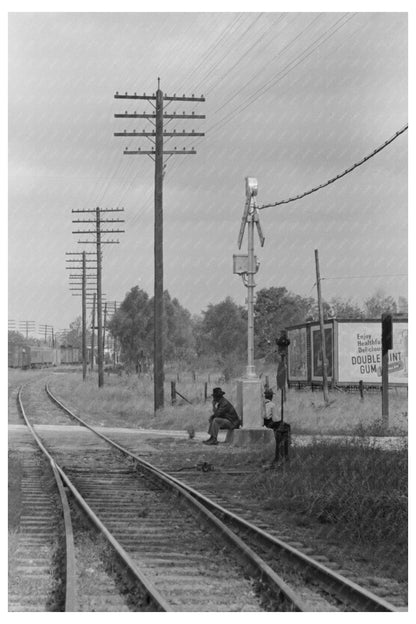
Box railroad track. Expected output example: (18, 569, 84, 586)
(10, 377, 404, 612)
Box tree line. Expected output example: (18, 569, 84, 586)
(106, 285, 407, 377)
(9, 287, 406, 378)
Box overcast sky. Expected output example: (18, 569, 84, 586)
(7, 9, 408, 337)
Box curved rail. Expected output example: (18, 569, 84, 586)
(45, 382, 400, 612)
(17, 385, 78, 611)
(44, 382, 308, 611)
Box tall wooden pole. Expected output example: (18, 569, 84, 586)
(114, 81, 205, 411)
(91, 293, 96, 371)
(102, 302, 107, 356)
(154, 79, 164, 410)
(314, 249, 329, 403)
(96, 207, 104, 388)
(82, 251, 87, 381)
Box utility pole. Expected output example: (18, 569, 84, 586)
(19, 321, 35, 340)
(102, 302, 107, 356)
(66, 251, 97, 381)
(114, 79, 205, 411)
(91, 292, 96, 371)
(314, 249, 329, 403)
(82, 251, 87, 380)
(72, 207, 124, 388)
(39, 324, 54, 345)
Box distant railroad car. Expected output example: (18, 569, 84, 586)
(28, 346, 56, 368)
(60, 346, 81, 364)
(8, 344, 23, 368)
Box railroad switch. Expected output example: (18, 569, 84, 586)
(196, 461, 214, 473)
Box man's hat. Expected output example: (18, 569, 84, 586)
(212, 387, 225, 397)
(264, 388, 274, 399)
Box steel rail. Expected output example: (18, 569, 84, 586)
(152, 474, 400, 612)
(17, 385, 78, 611)
(17, 384, 171, 612)
(45, 382, 309, 611)
(45, 382, 401, 613)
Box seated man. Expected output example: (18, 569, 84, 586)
(203, 387, 241, 445)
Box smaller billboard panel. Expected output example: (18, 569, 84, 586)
(311, 325, 333, 380)
(287, 327, 308, 381)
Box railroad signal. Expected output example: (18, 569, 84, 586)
(382, 313, 393, 352)
(381, 312, 393, 427)
(235, 177, 265, 380)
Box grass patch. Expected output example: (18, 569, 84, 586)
(243, 438, 408, 578)
(48, 370, 408, 437)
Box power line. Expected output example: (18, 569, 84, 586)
(208, 13, 355, 136)
(322, 273, 407, 280)
(209, 13, 322, 116)
(258, 123, 408, 210)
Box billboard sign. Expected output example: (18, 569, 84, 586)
(311, 325, 333, 380)
(287, 327, 308, 381)
(337, 321, 408, 384)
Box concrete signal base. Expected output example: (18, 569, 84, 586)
(230, 377, 274, 445)
(226, 427, 274, 446)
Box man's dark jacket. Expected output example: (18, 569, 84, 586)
(212, 397, 241, 428)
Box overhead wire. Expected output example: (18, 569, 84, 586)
(207, 13, 355, 136)
(208, 12, 322, 114)
(183, 13, 247, 87)
(192, 13, 266, 93)
(165, 13, 350, 181)
(202, 13, 287, 96)
(322, 274, 407, 280)
(258, 124, 408, 210)
(103, 16, 249, 225)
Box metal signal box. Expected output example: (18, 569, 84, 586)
(233, 254, 258, 275)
